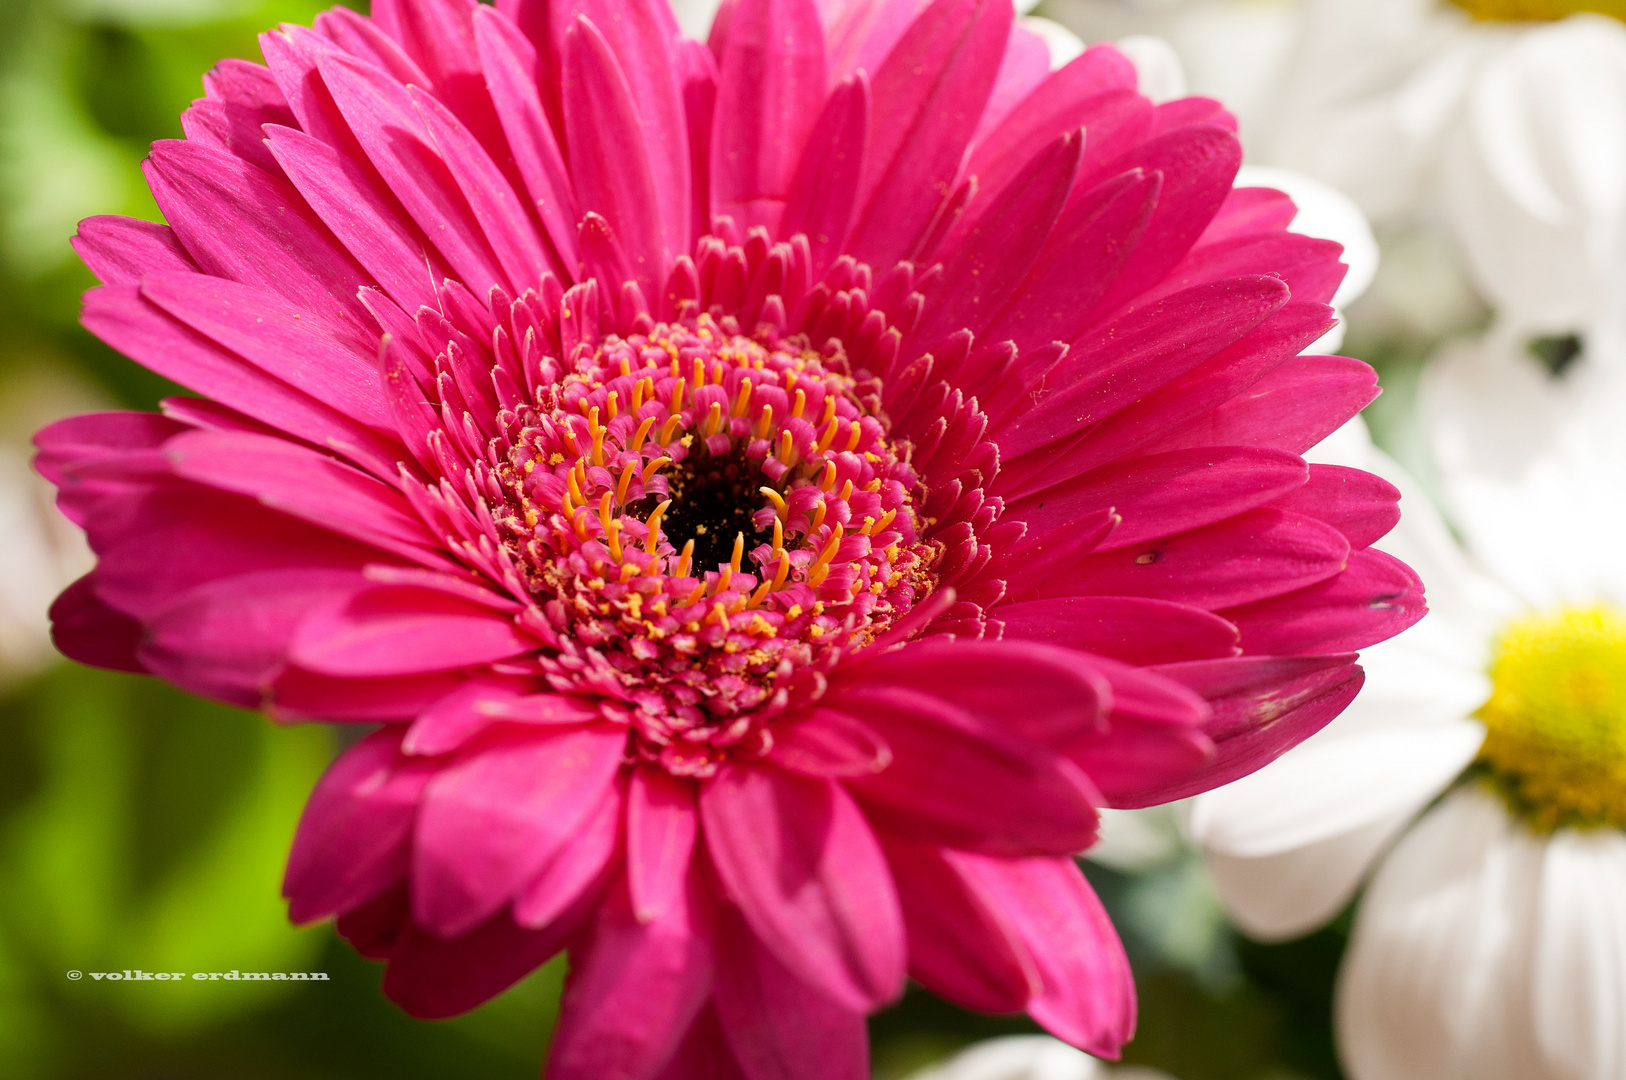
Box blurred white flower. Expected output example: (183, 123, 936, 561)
(906, 1035, 1176, 1080)
(1188, 337, 1626, 1080)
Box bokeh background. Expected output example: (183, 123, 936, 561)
(0, 1, 1475, 1077)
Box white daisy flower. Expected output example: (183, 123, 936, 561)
(1188, 333, 1626, 1080)
(906, 1035, 1176, 1080)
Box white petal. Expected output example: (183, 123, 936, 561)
(668, 0, 723, 40)
(1442, 15, 1626, 336)
(1020, 16, 1085, 71)
(1204, 804, 1417, 943)
(1533, 828, 1626, 1080)
(906, 1035, 1104, 1080)
(1115, 35, 1186, 105)
(1234, 165, 1379, 309)
(1189, 721, 1484, 858)
(1335, 788, 1542, 1080)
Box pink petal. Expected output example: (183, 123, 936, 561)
(996, 275, 1290, 459)
(142, 139, 376, 352)
(1046, 508, 1351, 610)
(283, 726, 436, 923)
(411, 723, 627, 936)
(653, 1008, 752, 1080)
(381, 898, 593, 1019)
(957, 854, 1136, 1058)
(839, 637, 1108, 746)
(472, 5, 580, 269)
(79, 287, 402, 477)
(48, 574, 145, 673)
(562, 16, 667, 301)
(781, 73, 869, 278)
(829, 684, 1101, 856)
(162, 428, 441, 566)
(711, 0, 827, 234)
(290, 584, 538, 677)
(269, 667, 469, 722)
(140, 568, 365, 707)
(1200, 184, 1298, 244)
(913, 130, 1082, 348)
(766, 708, 892, 778)
(545, 870, 713, 1080)
(996, 596, 1240, 665)
(700, 765, 905, 1012)
(713, 899, 870, 1080)
(1135, 354, 1380, 458)
(1135, 655, 1366, 803)
(263, 123, 445, 314)
(1009, 445, 1309, 552)
(1266, 463, 1401, 550)
(627, 765, 700, 924)
(409, 84, 556, 286)
(970, 21, 1051, 147)
(314, 51, 508, 292)
(513, 776, 624, 928)
(400, 676, 533, 756)
(965, 44, 1142, 203)
(846, 0, 1013, 266)
(1222, 546, 1426, 655)
(72, 216, 197, 286)
(1000, 300, 1336, 492)
(880, 836, 1040, 1014)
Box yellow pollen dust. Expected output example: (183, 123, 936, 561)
(1446, 0, 1626, 20)
(1477, 604, 1626, 830)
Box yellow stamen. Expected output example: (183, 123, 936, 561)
(645, 500, 671, 554)
(759, 486, 788, 522)
(606, 390, 620, 420)
(791, 388, 806, 419)
(817, 461, 837, 492)
(676, 538, 695, 580)
(754, 404, 775, 440)
(670, 377, 687, 416)
(844, 420, 862, 452)
(630, 416, 656, 453)
(733, 378, 753, 417)
(588, 406, 605, 466)
(616, 461, 637, 505)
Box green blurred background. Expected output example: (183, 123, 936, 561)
(0, 2, 1358, 1075)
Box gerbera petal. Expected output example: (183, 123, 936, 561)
(264, 124, 446, 314)
(140, 568, 366, 706)
(713, 899, 870, 1080)
(48, 574, 146, 674)
(913, 129, 1081, 349)
(283, 726, 436, 924)
(80, 289, 401, 478)
(546, 868, 713, 1080)
(561, 16, 668, 302)
(399, 676, 534, 756)
(627, 765, 701, 924)
(1045, 508, 1351, 610)
(1266, 463, 1401, 550)
(995, 275, 1290, 458)
(711, 0, 826, 235)
(766, 708, 893, 779)
(880, 836, 1040, 1014)
(291, 584, 537, 677)
(1009, 445, 1309, 551)
(512, 773, 623, 928)
(472, 5, 580, 269)
(700, 765, 906, 1012)
(846, 0, 1012, 266)
(997, 596, 1240, 665)
(411, 723, 626, 936)
(72, 216, 198, 286)
(182, 58, 297, 175)
(956, 854, 1135, 1058)
(142, 140, 376, 351)
(268, 667, 468, 722)
(1222, 547, 1426, 656)
(315, 51, 509, 292)
(830, 685, 1101, 856)
(381, 898, 593, 1020)
(781, 76, 869, 279)
(654, 1007, 752, 1080)
(1134, 654, 1365, 804)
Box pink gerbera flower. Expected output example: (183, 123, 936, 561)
(39, 0, 1425, 1074)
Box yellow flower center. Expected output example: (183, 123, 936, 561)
(1477, 605, 1626, 830)
(1446, 0, 1626, 21)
